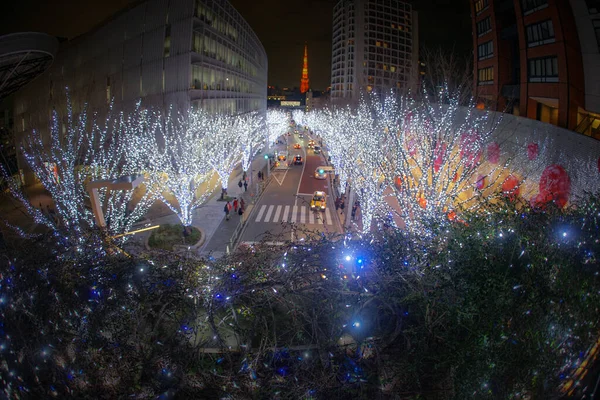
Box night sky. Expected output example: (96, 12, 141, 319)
(0, 0, 471, 91)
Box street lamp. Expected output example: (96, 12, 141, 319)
(87, 174, 144, 228)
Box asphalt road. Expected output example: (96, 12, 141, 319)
(238, 131, 342, 246)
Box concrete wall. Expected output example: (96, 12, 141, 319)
(477, 107, 600, 202)
(569, 0, 600, 114)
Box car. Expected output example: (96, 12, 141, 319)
(307, 140, 315, 148)
(294, 130, 299, 134)
(310, 191, 327, 211)
(313, 145, 321, 154)
(298, 133, 304, 139)
(293, 143, 301, 149)
(293, 155, 303, 165)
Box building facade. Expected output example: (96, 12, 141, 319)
(12, 0, 267, 183)
(471, 0, 600, 137)
(330, 0, 419, 102)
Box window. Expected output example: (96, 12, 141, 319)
(526, 20, 555, 46)
(164, 25, 171, 58)
(594, 20, 600, 50)
(478, 67, 494, 84)
(528, 56, 559, 82)
(522, 0, 548, 15)
(477, 41, 494, 60)
(474, 0, 489, 14)
(586, 0, 600, 14)
(477, 17, 492, 36)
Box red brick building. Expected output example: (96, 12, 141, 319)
(471, 0, 600, 137)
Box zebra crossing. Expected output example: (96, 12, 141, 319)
(254, 204, 334, 225)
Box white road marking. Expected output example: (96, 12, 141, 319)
(291, 206, 298, 223)
(309, 210, 315, 224)
(300, 206, 306, 224)
(325, 208, 333, 225)
(282, 205, 290, 222)
(255, 205, 267, 222)
(273, 205, 282, 222)
(264, 205, 275, 222)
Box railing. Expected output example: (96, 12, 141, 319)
(226, 175, 272, 253)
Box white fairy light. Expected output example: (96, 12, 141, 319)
(203, 112, 243, 199)
(146, 108, 218, 227)
(238, 111, 263, 173)
(266, 109, 288, 147)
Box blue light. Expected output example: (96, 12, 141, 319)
(352, 321, 360, 328)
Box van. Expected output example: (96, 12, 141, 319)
(315, 165, 335, 180)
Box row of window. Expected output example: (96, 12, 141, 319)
(477, 41, 493, 60)
(195, 1, 239, 43)
(191, 65, 263, 94)
(193, 98, 264, 115)
(477, 56, 559, 85)
(192, 32, 260, 78)
(476, 20, 555, 57)
(522, 0, 548, 15)
(477, 17, 492, 36)
(474, 0, 489, 14)
(526, 19, 555, 46)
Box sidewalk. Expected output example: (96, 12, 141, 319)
(196, 149, 273, 258)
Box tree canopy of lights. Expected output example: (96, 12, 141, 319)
(146, 109, 218, 227)
(2, 93, 156, 251)
(81, 101, 159, 238)
(266, 109, 288, 147)
(238, 111, 264, 173)
(1, 194, 599, 398)
(300, 88, 558, 235)
(203, 112, 243, 197)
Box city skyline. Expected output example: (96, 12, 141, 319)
(0, 0, 471, 91)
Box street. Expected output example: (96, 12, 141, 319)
(238, 129, 343, 246)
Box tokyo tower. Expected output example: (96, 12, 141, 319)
(300, 43, 309, 93)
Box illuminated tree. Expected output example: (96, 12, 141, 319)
(303, 89, 556, 235)
(148, 109, 217, 227)
(265, 109, 288, 146)
(81, 102, 159, 237)
(238, 111, 263, 173)
(203, 113, 243, 199)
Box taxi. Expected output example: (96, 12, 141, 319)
(310, 191, 327, 211)
(307, 140, 315, 148)
(293, 143, 301, 149)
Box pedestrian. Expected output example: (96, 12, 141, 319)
(238, 179, 243, 190)
(224, 201, 231, 221)
(233, 198, 239, 213)
(351, 204, 357, 221)
(243, 180, 248, 192)
(243, 171, 247, 181)
(238, 206, 244, 216)
(240, 198, 245, 212)
(335, 196, 341, 211)
(340, 198, 345, 214)
(258, 171, 262, 181)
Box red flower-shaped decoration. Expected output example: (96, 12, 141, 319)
(502, 175, 520, 199)
(487, 142, 500, 164)
(527, 143, 539, 161)
(536, 164, 571, 208)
